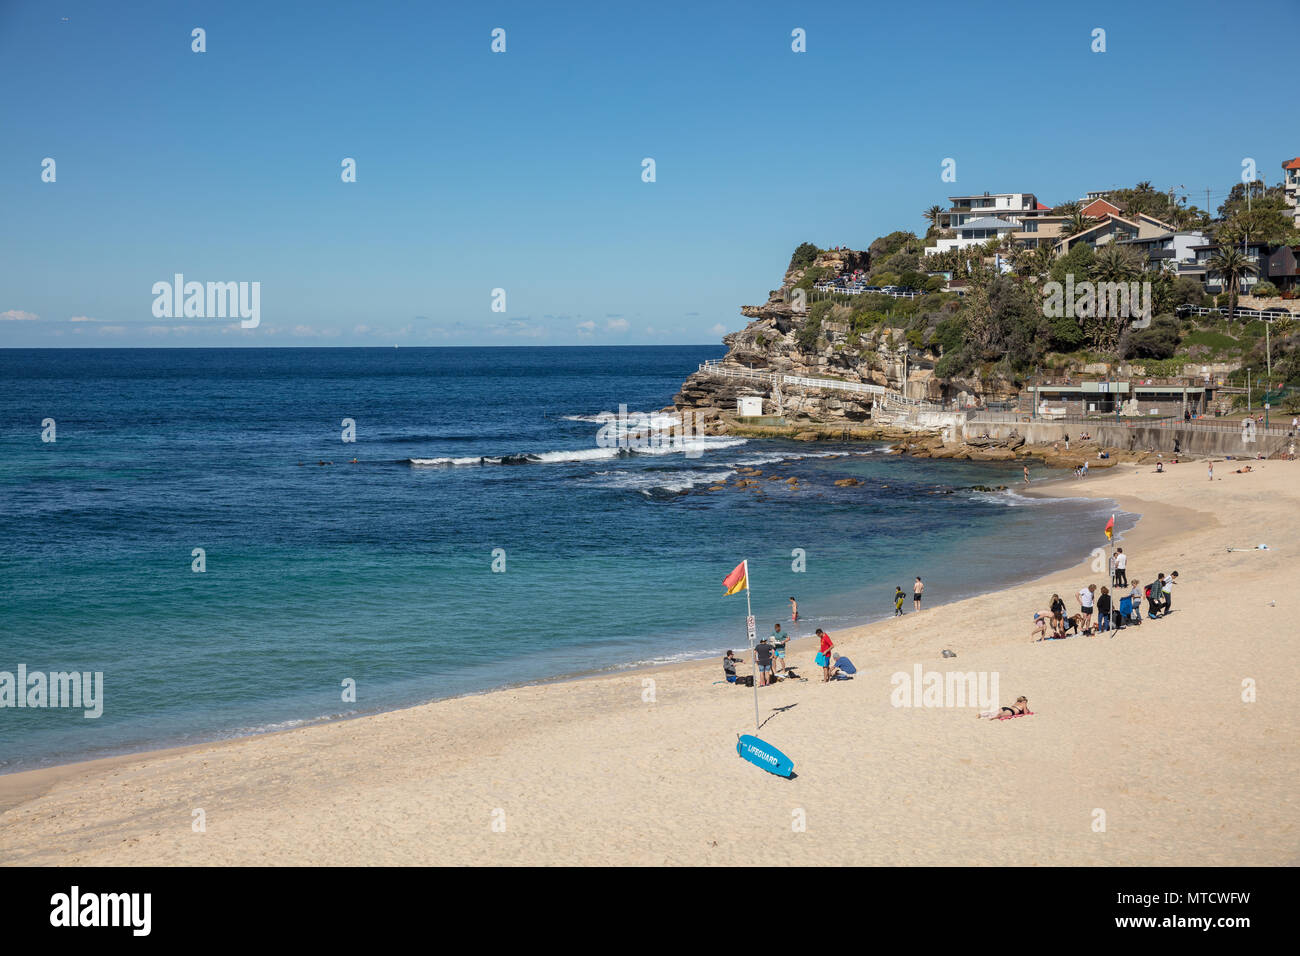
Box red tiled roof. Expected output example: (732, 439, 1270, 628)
(1036, 203, 1051, 210)
(1284, 157, 1300, 169)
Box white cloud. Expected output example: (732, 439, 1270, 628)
(576, 320, 596, 331)
(353, 324, 371, 334)
(68, 315, 99, 323)
(1, 309, 38, 321)
(605, 318, 630, 332)
(97, 325, 126, 335)
(710, 323, 726, 335)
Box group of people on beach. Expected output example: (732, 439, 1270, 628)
(723, 609, 858, 687)
(1031, 548, 1178, 640)
(725, 580, 927, 686)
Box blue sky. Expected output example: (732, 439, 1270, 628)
(1, 0, 1295, 347)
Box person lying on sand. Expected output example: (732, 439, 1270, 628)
(1235, 465, 1253, 473)
(979, 696, 1030, 719)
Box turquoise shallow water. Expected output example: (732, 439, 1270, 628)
(0, 346, 1130, 771)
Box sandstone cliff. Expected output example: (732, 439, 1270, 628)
(672, 247, 1016, 428)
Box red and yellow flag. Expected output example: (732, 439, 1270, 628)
(1105, 514, 1115, 541)
(722, 560, 748, 596)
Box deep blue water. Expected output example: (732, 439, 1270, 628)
(0, 347, 1129, 771)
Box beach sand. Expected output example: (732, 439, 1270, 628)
(2, 459, 1297, 866)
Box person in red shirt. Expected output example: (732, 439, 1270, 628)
(815, 628, 834, 683)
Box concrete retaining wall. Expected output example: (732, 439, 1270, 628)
(962, 420, 1293, 459)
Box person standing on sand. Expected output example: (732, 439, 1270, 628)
(814, 628, 835, 683)
(1078, 584, 1095, 634)
(1162, 571, 1177, 614)
(913, 577, 924, 612)
(754, 638, 774, 687)
(1097, 586, 1112, 634)
(894, 586, 905, 616)
(1114, 548, 1127, 587)
(789, 596, 798, 622)
(771, 623, 788, 674)
(1023, 464, 1030, 484)
(1208, 461, 1214, 481)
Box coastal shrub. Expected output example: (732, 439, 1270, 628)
(899, 270, 930, 290)
(885, 253, 922, 277)
(796, 302, 832, 352)
(1050, 243, 1095, 285)
(1046, 313, 1087, 351)
(868, 231, 919, 261)
(1253, 281, 1279, 297)
(794, 265, 830, 291)
(851, 309, 887, 332)
(790, 242, 820, 270)
(932, 317, 965, 354)
(906, 328, 925, 349)
(1126, 314, 1180, 359)
(925, 276, 946, 292)
(1171, 276, 1206, 308)
(934, 348, 971, 379)
(869, 271, 898, 288)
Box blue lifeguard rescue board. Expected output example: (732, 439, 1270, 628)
(736, 734, 794, 777)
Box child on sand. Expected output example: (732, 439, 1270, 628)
(894, 586, 905, 616)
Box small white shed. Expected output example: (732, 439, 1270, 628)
(737, 396, 763, 417)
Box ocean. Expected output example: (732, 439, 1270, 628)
(0, 346, 1131, 771)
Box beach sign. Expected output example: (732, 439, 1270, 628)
(736, 734, 794, 778)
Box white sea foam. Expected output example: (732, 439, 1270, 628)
(586, 468, 737, 494)
(563, 410, 681, 430)
(733, 448, 870, 466)
(408, 436, 746, 468)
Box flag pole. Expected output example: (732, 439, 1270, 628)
(745, 559, 758, 732)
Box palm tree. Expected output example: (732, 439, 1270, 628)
(1062, 209, 1098, 238)
(1088, 243, 1143, 354)
(1091, 243, 1142, 283)
(1024, 242, 1057, 278)
(924, 205, 945, 232)
(1206, 245, 1259, 321)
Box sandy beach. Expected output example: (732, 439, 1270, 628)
(2, 458, 1296, 867)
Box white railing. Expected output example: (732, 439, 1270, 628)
(811, 285, 923, 300)
(1175, 305, 1295, 321)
